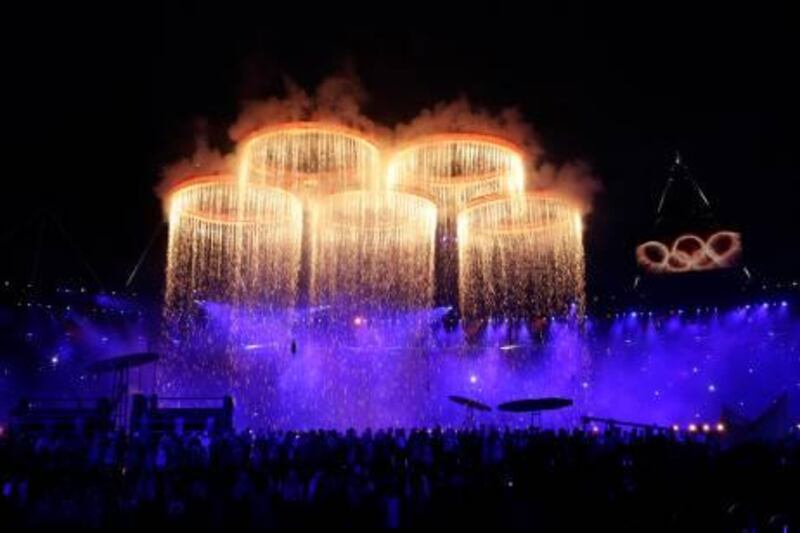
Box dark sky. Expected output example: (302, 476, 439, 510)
(3, 3, 797, 297)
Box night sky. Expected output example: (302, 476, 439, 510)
(3, 3, 797, 297)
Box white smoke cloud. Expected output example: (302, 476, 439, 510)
(394, 96, 542, 157)
(160, 76, 601, 212)
(228, 71, 390, 142)
(157, 124, 235, 199)
(532, 160, 602, 214)
(396, 97, 601, 211)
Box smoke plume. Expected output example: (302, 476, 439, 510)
(396, 97, 600, 211)
(160, 75, 601, 212)
(157, 123, 235, 199)
(533, 160, 602, 214)
(394, 97, 541, 157)
(228, 72, 389, 142)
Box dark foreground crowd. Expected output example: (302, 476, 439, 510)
(1, 426, 797, 529)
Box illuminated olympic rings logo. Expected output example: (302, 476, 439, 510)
(636, 231, 742, 273)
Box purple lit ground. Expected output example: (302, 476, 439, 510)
(0, 290, 153, 418)
(3, 290, 797, 431)
(157, 301, 800, 430)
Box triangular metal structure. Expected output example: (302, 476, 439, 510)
(653, 151, 716, 235)
(633, 151, 750, 297)
(0, 209, 104, 290)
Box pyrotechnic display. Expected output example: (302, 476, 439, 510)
(157, 94, 592, 428)
(636, 231, 742, 273)
(239, 122, 382, 199)
(8, 13, 800, 530)
(458, 193, 585, 319)
(386, 133, 526, 228)
(164, 118, 584, 319)
(310, 190, 438, 313)
(164, 176, 304, 316)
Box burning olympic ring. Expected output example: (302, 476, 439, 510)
(636, 231, 741, 273)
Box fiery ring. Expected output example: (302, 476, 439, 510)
(636, 231, 742, 273)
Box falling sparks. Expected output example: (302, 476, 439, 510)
(310, 190, 437, 314)
(165, 124, 583, 323)
(386, 133, 526, 303)
(164, 176, 303, 317)
(387, 133, 526, 230)
(159, 120, 593, 427)
(239, 121, 381, 200)
(458, 193, 585, 319)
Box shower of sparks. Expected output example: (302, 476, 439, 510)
(165, 126, 585, 322)
(159, 123, 590, 425)
(385, 133, 527, 303)
(239, 121, 381, 201)
(458, 193, 585, 319)
(164, 176, 303, 318)
(310, 190, 437, 314)
(386, 133, 526, 232)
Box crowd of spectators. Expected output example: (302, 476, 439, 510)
(1, 425, 797, 529)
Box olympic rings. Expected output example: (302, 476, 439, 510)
(636, 231, 741, 273)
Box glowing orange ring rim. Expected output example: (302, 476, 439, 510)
(163, 174, 235, 201)
(165, 175, 238, 213)
(464, 218, 579, 236)
(167, 175, 302, 225)
(241, 122, 381, 181)
(391, 132, 525, 157)
(388, 133, 526, 184)
(460, 191, 582, 213)
(244, 167, 377, 180)
(239, 121, 382, 152)
(315, 188, 439, 208)
(314, 189, 438, 230)
(165, 175, 300, 200)
(176, 206, 302, 226)
(399, 168, 523, 186)
(458, 193, 581, 236)
(177, 211, 262, 226)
